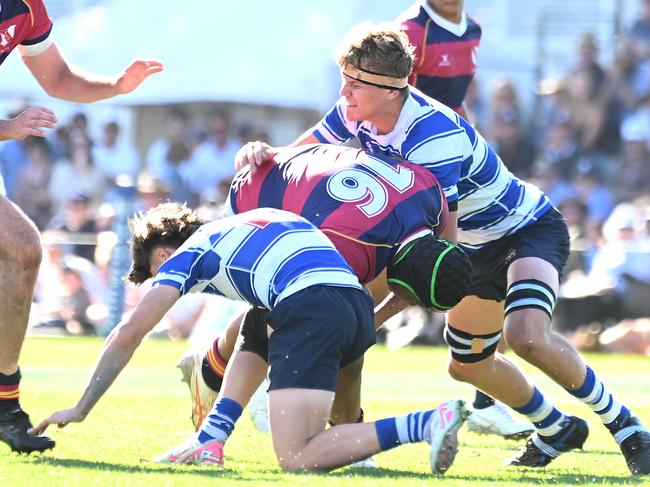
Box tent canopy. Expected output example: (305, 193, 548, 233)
(1, 0, 410, 110)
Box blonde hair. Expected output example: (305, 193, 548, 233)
(335, 22, 415, 79)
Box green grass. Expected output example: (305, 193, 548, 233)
(1, 337, 649, 486)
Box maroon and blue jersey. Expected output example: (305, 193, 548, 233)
(225, 144, 447, 283)
(397, 1, 481, 113)
(0, 0, 52, 65)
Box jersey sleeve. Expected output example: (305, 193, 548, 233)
(311, 99, 355, 144)
(17, 0, 53, 57)
(151, 252, 195, 295)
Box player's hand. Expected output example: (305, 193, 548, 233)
(115, 59, 165, 95)
(28, 405, 87, 435)
(1, 107, 57, 140)
(235, 141, 274, 172)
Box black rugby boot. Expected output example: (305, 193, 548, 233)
(617, 416, 650, 475)
(507, 416, 589, 467)
(0, 407, 55, 453)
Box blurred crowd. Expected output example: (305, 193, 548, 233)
(1, 14, 649, 353)
(0, 108, 257, 340)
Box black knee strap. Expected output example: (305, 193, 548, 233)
(505, 279, 556, 321)
(444, 324, 502, 363)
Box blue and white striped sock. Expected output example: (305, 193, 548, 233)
(569, 366, 632, 442)
(514, 388, 568, 438)
(375, 409, 434, 451)
(198, 397, 243, 443)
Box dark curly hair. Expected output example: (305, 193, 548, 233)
(387, 235, 472, 311)
(128, 202, 204, 284)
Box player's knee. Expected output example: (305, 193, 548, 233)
(445, 324, 501, 382)
(14, 237, 42, 270)
(504, 321, 546, 358)
(504, 279, 556, 357)
(7, 220, 42, 269)
(277, 454, 309, 472)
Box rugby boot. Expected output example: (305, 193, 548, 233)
(617, 416, 650, 475)
(0, 407, 55, 453)
(467, 401, 534, 440)
(507, 415, 589, 467)
(178, 351, 219, 431)
(426, 399, 470, 474)
(153, 436, 224, 466)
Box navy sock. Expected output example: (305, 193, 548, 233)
(473, 390, 495, 410)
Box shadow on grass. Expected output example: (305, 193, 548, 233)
(33, 456, 232, 477)
(31, 456, 644, 484)
(442, 472, 644, 485)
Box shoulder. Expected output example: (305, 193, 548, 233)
(396, 4, 428, 26)
(465, 14, 482, 38)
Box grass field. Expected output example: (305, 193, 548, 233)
(1, 337, 649, 486)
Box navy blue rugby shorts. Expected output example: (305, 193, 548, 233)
(465, 208, 570, 302)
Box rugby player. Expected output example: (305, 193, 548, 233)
(0, 0, 161, 454)
(234, 24, 650, 474)
(31, 204, 471, 473)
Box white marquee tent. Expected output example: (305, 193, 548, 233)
(0, 0, 412, 110)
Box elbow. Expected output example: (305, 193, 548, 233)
(110, 323, 146, 350)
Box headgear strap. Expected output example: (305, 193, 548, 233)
(342, 66, 408, 90)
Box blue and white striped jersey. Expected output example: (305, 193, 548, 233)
(311, 87, 552, 251)
(151, 208, 361, 309)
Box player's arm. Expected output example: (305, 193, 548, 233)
(22, 42, 163, 103)
(235, 98, 352, 171)
(0, 107, 57, 141)
(440, 210, 458, 243)
(30, 285, 180, 434)
(234, 130, 319, 171)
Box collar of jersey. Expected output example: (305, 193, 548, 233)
(418, 0, 468, 37)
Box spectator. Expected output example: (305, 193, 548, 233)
(33, 238, 105, 336)
(13, 137, 53, 229)
(490, 106, 536, 179)
(573, 160, 615, 235)
(566, 34, 619, 154)
(538, 118, 582, 179)
(589, 203, 650, 296)
(49, 132, 105, 216)
(146, 109, 192, 190)
(611, 110, 650, 202)
(464, 78, 487, 130)
(93, 121, 140, 202)
(136, 172, 171, 211)
(182, 111, 238, 202)
(609, 39, 650, 116)
(50, 193, 99, 263)
(627, 0, 650, 60)
(529, 160, 577, 208)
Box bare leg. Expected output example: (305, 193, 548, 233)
(215, 310, 246, 363)
(0, 196, 42, 374)
(218, 344, 267, 409)
(504, 258, 587, 389)
(268, 388, 380, 471)
(329, 356, 363, 425)
(447, 295, 535, 407)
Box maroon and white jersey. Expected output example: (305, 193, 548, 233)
(226, 144, 447, 283)
(0, 0, 52, 65)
